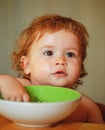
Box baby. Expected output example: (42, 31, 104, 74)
(0, 15, 104, 123)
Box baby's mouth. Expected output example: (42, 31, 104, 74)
(52, 70, 67, 77)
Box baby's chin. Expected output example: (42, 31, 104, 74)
(47, 82, 72, 88)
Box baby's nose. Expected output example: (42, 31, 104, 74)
(55, 58, 67, 66)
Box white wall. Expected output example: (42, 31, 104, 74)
(0, 0, 105, 104)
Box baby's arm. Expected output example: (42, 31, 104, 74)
(82, 94, 104, 123)
(0, 74, 30, 102)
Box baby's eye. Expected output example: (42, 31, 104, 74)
(66, 52, 76, 58)
(44, 50, 53, 56)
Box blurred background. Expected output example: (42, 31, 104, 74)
(0, 0, 105, 104)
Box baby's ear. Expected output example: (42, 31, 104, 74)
(21, 56, 30, 74)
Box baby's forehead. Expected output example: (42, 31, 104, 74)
(31, 30, 82, 51)
(33, 30, 79, 42)
(34, 29, 80, 42)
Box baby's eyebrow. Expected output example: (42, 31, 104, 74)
(40, 45, 55, 49)
(66, 48, 82, 56)
(66, 47, 80, 52)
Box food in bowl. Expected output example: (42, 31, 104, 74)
(0, 85, 81, 127)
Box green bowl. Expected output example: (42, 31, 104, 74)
(25, 85, 81, 103)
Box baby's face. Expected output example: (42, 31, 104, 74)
(22, 30, 82, 88)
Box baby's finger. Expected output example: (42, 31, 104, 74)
(8, 96, 16, 101)
(15, 97, 23, 102)
(23, 93, 30, 102)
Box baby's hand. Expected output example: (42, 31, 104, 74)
(0, 74, 30, 102)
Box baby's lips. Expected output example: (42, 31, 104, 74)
(52, 70, 67, 76)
